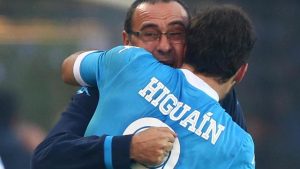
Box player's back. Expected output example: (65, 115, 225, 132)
(82, 46, 255, 169)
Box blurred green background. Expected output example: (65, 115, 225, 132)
(0, 0, 299, 168)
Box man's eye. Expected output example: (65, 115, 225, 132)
(169, 32, 184, 36)
(143, 32, 158, 37)
(168, 32, 185, 39)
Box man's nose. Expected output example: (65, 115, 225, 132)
(157, 34, 171, 53)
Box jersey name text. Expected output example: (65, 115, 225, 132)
(138, 77, 225, 145)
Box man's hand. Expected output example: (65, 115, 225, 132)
(130, 127, 177, 166)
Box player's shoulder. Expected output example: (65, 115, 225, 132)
(224, 117, 255, 168)
(111, 45, 144, 53)
(213, 103, 252, 141)
(234, 131, 255, 168)
(232, 120, 255, 160)
(212, 105, 255, 167)
(108, 45, 151, 58)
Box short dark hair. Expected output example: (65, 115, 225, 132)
(185, 4, 256, 83)
(124, 0, 191, 33)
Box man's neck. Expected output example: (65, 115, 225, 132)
(181, 64, 234, 100)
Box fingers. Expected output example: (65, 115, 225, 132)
(130, 126, 177, 166)
(156, 127, 177, 138)
(151, 127, 176, 143)
(164, 141, 174, 153)
(154, 127, 176, 156)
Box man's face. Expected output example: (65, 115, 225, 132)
(123, 2, 189, 68)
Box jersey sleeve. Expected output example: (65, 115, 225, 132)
(230, 134, 255, 169)
(73, 46, 152, 88)
(73, 50, 102, 86)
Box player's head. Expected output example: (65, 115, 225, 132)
(185, 4, 256, 84)
(122, 0, 190, 67)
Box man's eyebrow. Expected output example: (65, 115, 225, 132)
(168, 21, 187, 28)
(140, 23, 159, 31)
(139, 21, 187, 31)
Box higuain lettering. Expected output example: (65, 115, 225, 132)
(138, 77, 225, 145)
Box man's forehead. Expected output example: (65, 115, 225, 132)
(136, 2, 188, 19)
(133, 2, 189, 28)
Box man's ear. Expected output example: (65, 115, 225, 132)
(122, 30, 130, 45)
(234, 63, 248, 83)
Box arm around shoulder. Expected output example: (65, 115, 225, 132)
(61, 51, 84, 86)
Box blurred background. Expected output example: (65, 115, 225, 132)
(0, 0, 299, 168)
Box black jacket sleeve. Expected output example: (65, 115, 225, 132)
(219, 88, 247, 131)
(31, 87, 133, 169)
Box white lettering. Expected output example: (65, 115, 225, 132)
(201, 113, 225, 145)
(138, 77, 164, 103)
(159, 94, 177, 115)
(151, 87, 170, 106)
(139, 77, 226, 145)
(180, 110, 200, 132)
(169, 103, 191, 121)
(195, 112, 213, 136)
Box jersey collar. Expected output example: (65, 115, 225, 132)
(180, 69, 219, 102)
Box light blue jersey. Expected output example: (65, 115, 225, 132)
(74, 46, 255, 169)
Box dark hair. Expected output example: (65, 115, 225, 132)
(124, 0, 191, 33)
(185, 4, 256, 83)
